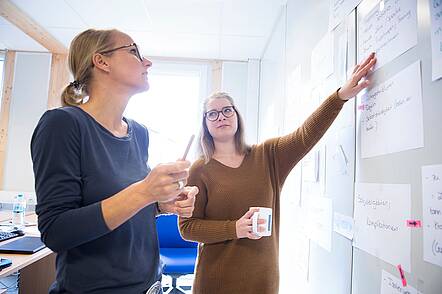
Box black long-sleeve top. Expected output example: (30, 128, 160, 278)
(31, 106, 160, 294)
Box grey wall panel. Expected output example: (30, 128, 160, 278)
(285, 1, 356, 294)
(352, 0, 442, 293)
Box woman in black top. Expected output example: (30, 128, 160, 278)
(31, 28, 197, 294)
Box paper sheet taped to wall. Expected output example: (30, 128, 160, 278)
(353, 183, 411, 272)
(358, 0, 418, 70)
(359, 61, 424, 158)
(422, 164, 442, 268)
(430, 0, 442, 81)
(304, 196, 333, 252)
(381, 270, 422, 294)
(311, 33, 334, 86)
(333, 212, 354, 240)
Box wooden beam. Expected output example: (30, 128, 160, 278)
(0, 51, 16, 189)
(48, 54, 69, 109)
(0, 0, 67, 54)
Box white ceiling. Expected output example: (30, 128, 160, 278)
(0, 0, 286, 61)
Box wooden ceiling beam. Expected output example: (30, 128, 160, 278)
(0, 0, 67, 54)
(48, 54, 69, 109)
(0, 51, 16, 188)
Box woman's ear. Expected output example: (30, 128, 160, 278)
(92, 53, 111, 73)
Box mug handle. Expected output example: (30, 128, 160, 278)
(252, 212, 259, 235)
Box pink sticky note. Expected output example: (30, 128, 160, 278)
(397, 264, 407, 287)
(406, 220, 422, 228)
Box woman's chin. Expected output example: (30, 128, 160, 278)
(134, 82, 150, 94)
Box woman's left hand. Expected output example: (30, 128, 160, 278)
(158, 186, 199, 218)
(338, 52, 377, 101)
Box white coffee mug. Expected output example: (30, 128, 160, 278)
(251, 207, 272, 237)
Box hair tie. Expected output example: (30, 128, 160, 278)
(69, 80, 81, 89)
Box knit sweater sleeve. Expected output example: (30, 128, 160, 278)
(179, 161, 237, 244)
(269, 90, 346, 185)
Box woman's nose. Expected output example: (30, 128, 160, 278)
(143, 57, 152, 68)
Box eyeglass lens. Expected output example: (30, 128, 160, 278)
(206, 106, 235, 121)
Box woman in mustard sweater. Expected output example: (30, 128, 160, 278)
(179, 53, 376, 294)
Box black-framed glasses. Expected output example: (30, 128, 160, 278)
(205, 106, 236, 121)
(98, 43, 143, 62)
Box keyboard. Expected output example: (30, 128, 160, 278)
(0, 230, 24, 242)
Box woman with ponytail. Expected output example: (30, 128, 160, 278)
(31, 29, 198, 294)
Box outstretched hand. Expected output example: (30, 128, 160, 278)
(338, 52, 377, 101)
(158, 186, 198, 218)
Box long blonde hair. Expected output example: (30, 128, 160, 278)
(61, 29, 119, 106)
(199, 92, 250, 163)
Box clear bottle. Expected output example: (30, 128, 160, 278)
(11, 194, 26, 229)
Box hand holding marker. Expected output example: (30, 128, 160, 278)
(176, 134, 195, 190)
(181, 134, 195, 161)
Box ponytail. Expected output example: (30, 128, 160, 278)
(61, 80, 87, 106)
(61, 28, 118, 106)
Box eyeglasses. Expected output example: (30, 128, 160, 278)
(98, 43, 144, 62)
(205, 106, 236, 121)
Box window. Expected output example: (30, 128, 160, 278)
(124, 60, 210, 167)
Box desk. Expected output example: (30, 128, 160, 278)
(0, 211, 55, 293)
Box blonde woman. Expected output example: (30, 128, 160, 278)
(179, 53, 376, 293)
(31, 29, 198, 294)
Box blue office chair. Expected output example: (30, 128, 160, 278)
(156, 214, 198, 294)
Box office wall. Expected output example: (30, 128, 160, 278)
(352, 1, 442, 293)
(3, 52, 51, 193)
(259, 2, 356, 293)
(221, 60, 260, 144)
(284, 1, 356, 294)
(258, 7, 286, 142)
(259, 0, 442, 293)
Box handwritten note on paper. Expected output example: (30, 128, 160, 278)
(359, 0, 417, 70)
(311, 33, 334, 86)
(329, 0, 363, 30)
(422, 164, 442, 268)
(304, 196, 333, 252)
(359, 61, 424, 158)
(381, 270, 420, 294)
(430, 0, 442, 81)
(353, 183, 411, 272)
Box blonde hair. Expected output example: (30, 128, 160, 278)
(199, 92, 250, 163)
(61, 29, 119, 106)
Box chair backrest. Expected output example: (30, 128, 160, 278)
(156, 214, 197, 248)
